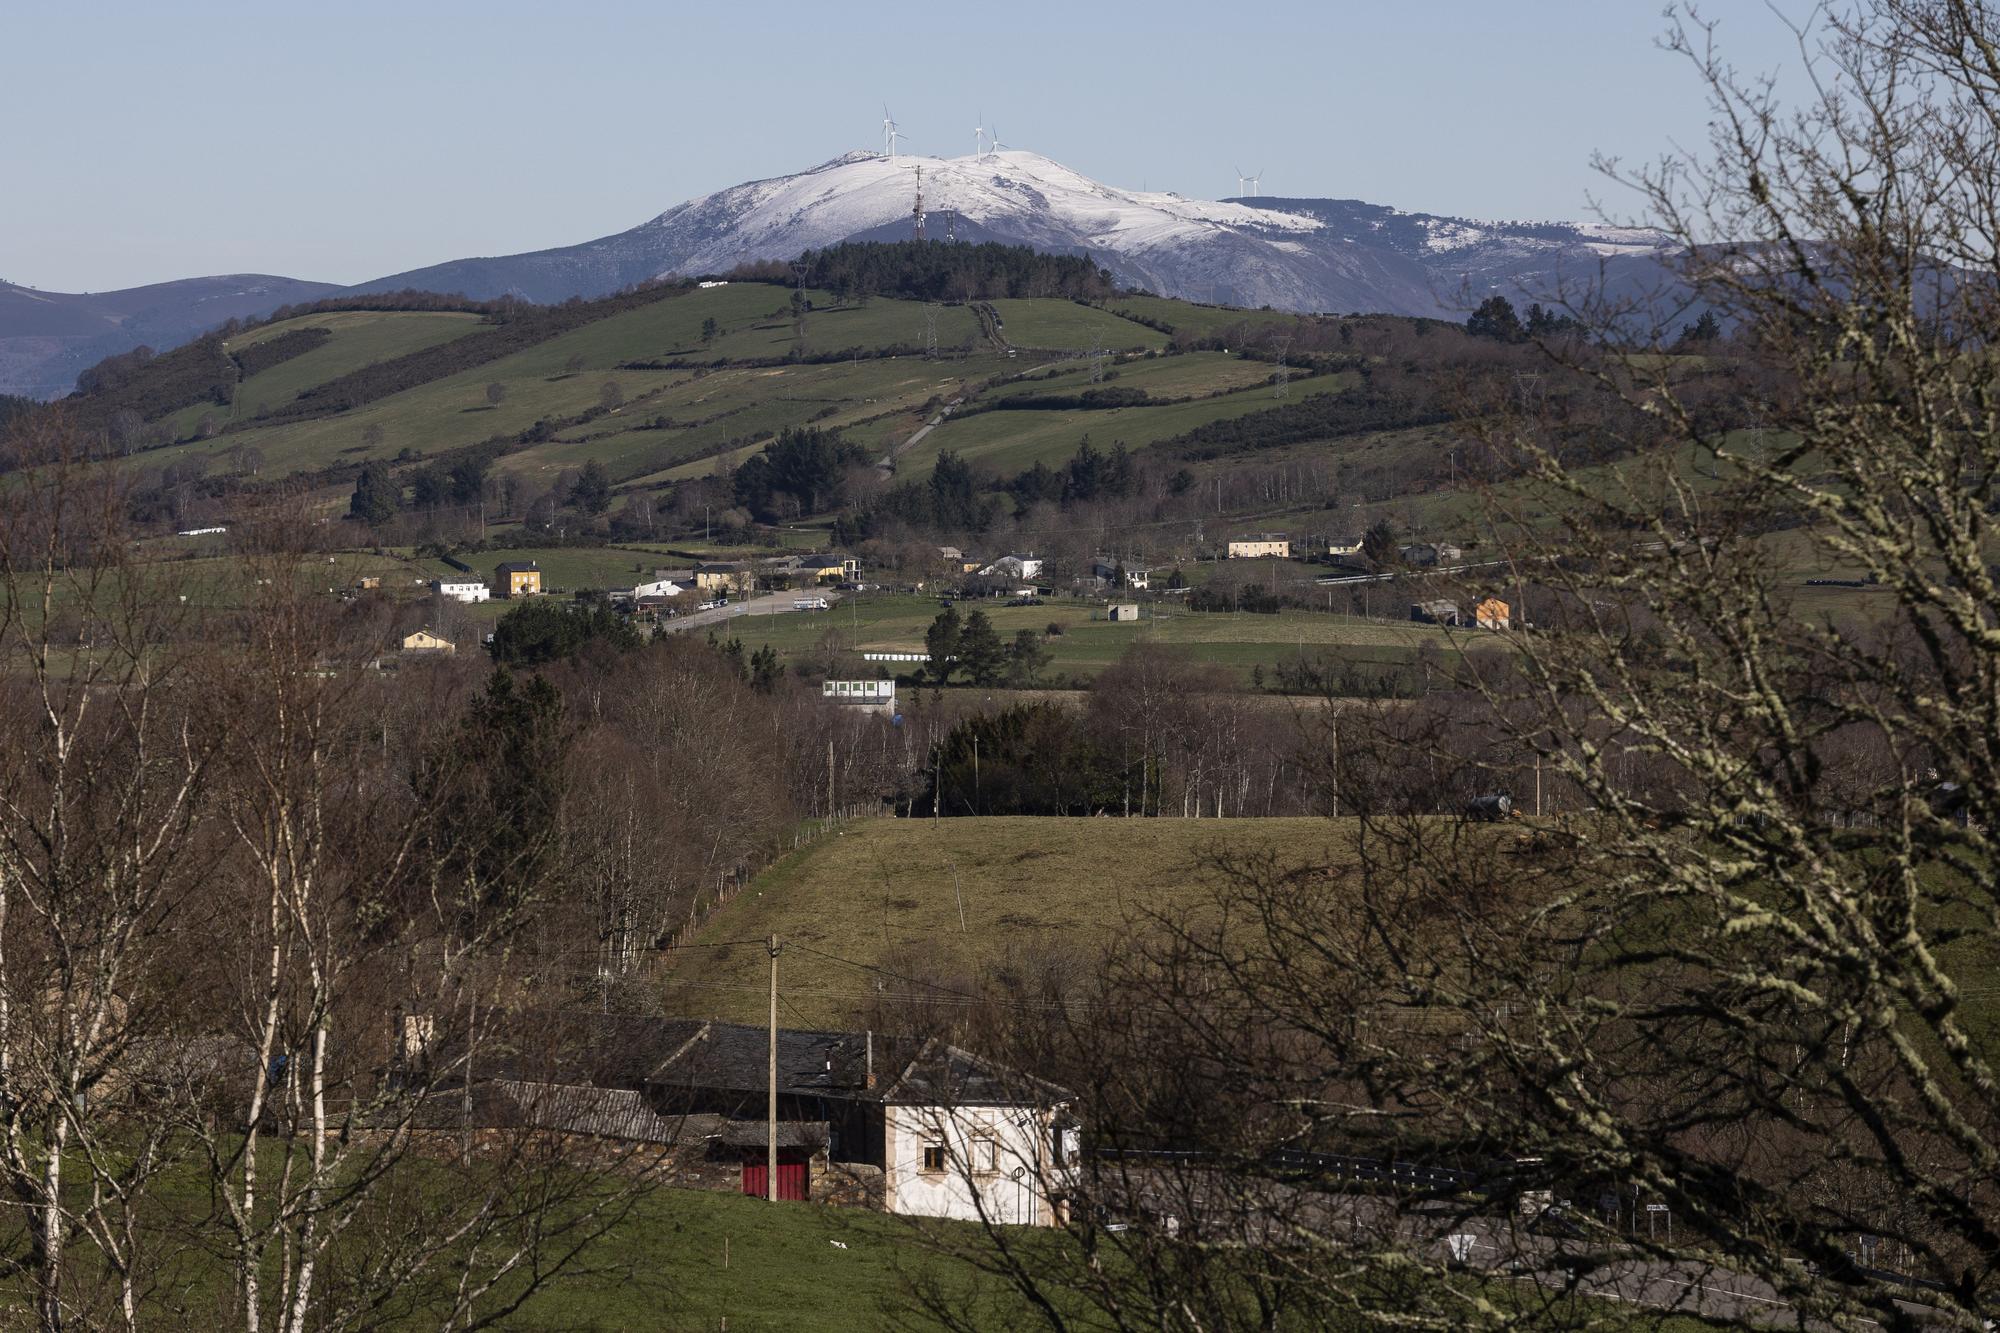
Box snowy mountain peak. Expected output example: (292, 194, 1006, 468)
(355, 149, 1681, 321)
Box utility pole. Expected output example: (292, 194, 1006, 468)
(827, 739, 835, 820)
(766, 934, 781, 1202)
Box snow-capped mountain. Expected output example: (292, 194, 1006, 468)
(358, 149, 1676, 317)
(9, 149, 1677, 398)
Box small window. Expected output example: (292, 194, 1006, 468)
(922, 1143, 947, 1173)
(972, 1135, 1000, 1174)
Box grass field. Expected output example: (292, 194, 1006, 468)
(897, 372, 1352, 480)
(662, 816, 1355, 1026)
(715, 592, 1460, 684)
(988, 300, 1167, 352)
(1106, 295, 1304, 341)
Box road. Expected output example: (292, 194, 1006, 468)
(654, 589, 844, 634)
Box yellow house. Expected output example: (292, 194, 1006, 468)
(1474, 596, 1512, 631)
(1226, 535, 1291, 559)
(494, 560, 542, 598)
(400, 628, 455, 656)
(694, 563, 755, 596)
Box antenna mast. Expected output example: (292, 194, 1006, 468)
(911, 163, 926, 240)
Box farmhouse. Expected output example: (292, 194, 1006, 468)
(494, 561, 542, 597)
(1090, 560, 1150, 590)
(433, 580, 490, 603)
(399, 628, 454, 656)
(1474, 596, 1512, 630)
(1227, 534, 1290, 559)
(1411, 599, 1462, 626)
(1326, 535, 1365, 558)
(631, 578, 684, 600)
(694, 562, 756, 596)
(1399, 542, 1463, 568)
(978, 554, 1042, 580)
(489, 1017, 1074, 1224)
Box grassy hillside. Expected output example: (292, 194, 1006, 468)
(661, 816, 1353, 1025)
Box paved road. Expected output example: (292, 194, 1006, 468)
(654, 590, 843, 634)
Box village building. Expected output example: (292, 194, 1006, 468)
(693, 562, 756, 596)
(485, 1017, 1074, 1224)
(433, 579, 490, 603)
(494, 561, 542, 597)
(1226, 535, 1291, 559)
(978, 554, 1043, 580)
(1474, 596, 1512, 630)
(1411, 599, 1462, 626)
(1398, 542, 1464, 568)
(400, 628, 455, 656)
(1106, 603, 1141, 622)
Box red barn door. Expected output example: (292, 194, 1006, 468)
(741, 1151, 810, 1201)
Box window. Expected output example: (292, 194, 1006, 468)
(922, 1142, 947, 1173)
(971, 1135, 1000, 1174)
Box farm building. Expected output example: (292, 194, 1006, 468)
(979, 554, 1043, 580)
(694, 562, 756, 596)
(484, 1016, 1074, 1224)
(1106, 603, 1141, 622)
(1411, 599, 1462, 626)
(494, 561, 542, 598)
(1399, 542, 1464, 568)
(433, 580, 490, 603)
(400, 628, 454, 656)
(1474, 596, 1512, 630)
(1227, 535, 1290, 559)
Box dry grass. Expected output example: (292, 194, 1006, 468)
(660, 815, 1353, 1025)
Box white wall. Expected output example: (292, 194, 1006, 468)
(884, 1103, 1062, 1226)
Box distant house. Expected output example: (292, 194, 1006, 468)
(485, 1016, 1074, 1223)
(1474, 596, 1512, 630)
(793, 554, 861, 584)
(355, 575, 382, 591)
(1106, 603, 1141, 622)
(1326, 536, 1365, 558)
(632, 578, 684, 600)
(694, 562, 755, 595)
(1091, 560, 1150, 590)
(494, 561, 542, 598)
(936, 545, 964, 563)
(434, 580, 490, 603)
(400, 628, 454, 656)
(1227, 535, 1290, 559)
(1399, 542, 1463, 568)
(979, 555, 1043, 580)
(823, 679, 896, 711)
(1411, 599, 1462, 626)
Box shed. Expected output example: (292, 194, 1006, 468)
(1107, 603, 1141, 622)
(1411, 599, 1461, 626)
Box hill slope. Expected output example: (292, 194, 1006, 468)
(660, 817, 1354, 1026)
(0, 274, 342, 398)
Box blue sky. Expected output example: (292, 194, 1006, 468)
(1, 0, 1808, 292)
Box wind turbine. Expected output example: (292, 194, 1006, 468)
(1234, 166, 1249, 195)
(882, 104, 906, 161)
(1246, 167, 1264, 194)
(974, 111, 988, 160)
(988, 123, 1008, 155)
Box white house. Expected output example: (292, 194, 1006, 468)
(632, 578, 684, 599)
(518, 1019, 1074, 1224)
(434, 580, 491, 603)
(978, 554, 1043, 580)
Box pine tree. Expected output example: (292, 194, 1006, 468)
(348, 462, 396, 524)
(959, 609, 1007, 686)
(925, 605, 963, 684)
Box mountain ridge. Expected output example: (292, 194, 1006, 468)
(3, 150, 1675, 398)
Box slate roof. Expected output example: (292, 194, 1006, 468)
(495, 560, 540, 574)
